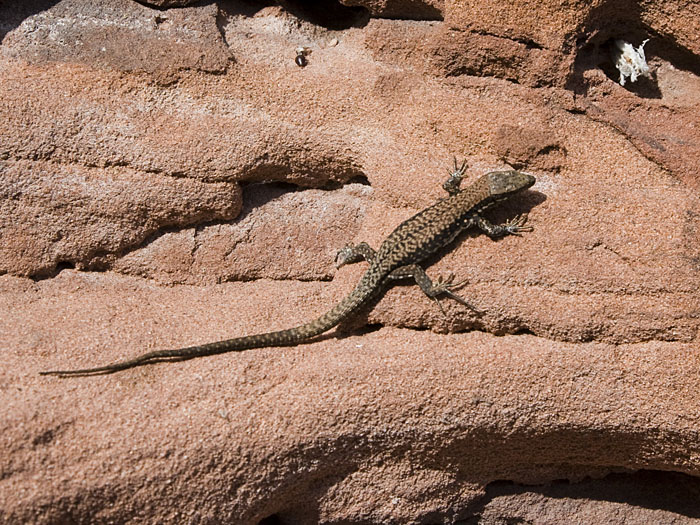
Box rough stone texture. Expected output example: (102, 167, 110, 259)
(137, 0, 197, 8)
(0, 159, 241, 277)
(446, 0, 700, 56)
(1, 0, 232, 79)
(341, 0, 444, 20)
(113, 183, 372, 284)
(475, 472, 700, 523)
(1, 0, 700, 523)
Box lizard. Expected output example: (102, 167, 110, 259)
(40, 160, 535, 377)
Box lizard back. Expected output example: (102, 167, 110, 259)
(371, 172, 517, 272)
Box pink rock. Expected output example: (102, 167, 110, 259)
(2, 0, 700, 522)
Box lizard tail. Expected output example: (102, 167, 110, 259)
(40, 272, 382, 377)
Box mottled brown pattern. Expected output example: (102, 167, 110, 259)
(40, 170, 534, 376)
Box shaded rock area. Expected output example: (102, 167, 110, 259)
(1, 0, 699, 523)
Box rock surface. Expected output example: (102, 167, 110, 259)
(1, 0, 700, 523)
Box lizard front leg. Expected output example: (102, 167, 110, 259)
(388, 264, 480, 315)
(442, 157, 468, 196)
(475, 213, 533, 238)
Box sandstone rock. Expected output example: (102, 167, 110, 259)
(0, 159, 241, 277)
(1, 0, 699, 522)
(340, 0, 444, 20)
(137, 0, 197, 7)
(112, 183, 372, 285)
(2, 0, 232, 79)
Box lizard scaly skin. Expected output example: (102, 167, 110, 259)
(41, 162, 535, 376)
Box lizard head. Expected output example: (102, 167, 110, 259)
(485, 170, 536, 197)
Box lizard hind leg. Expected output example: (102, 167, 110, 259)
(335, 242, 377, 268)
(388, 264, 481, 316)
(475, 213, 533, 238)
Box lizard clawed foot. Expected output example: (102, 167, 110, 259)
(431, 273, 481, 316)
(335, 242, 377, 268)
(443, 157, 468, 195)
(335, 244, 356, 269)
(448, 157, 468, 178)
(503, 213, 533, 236)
